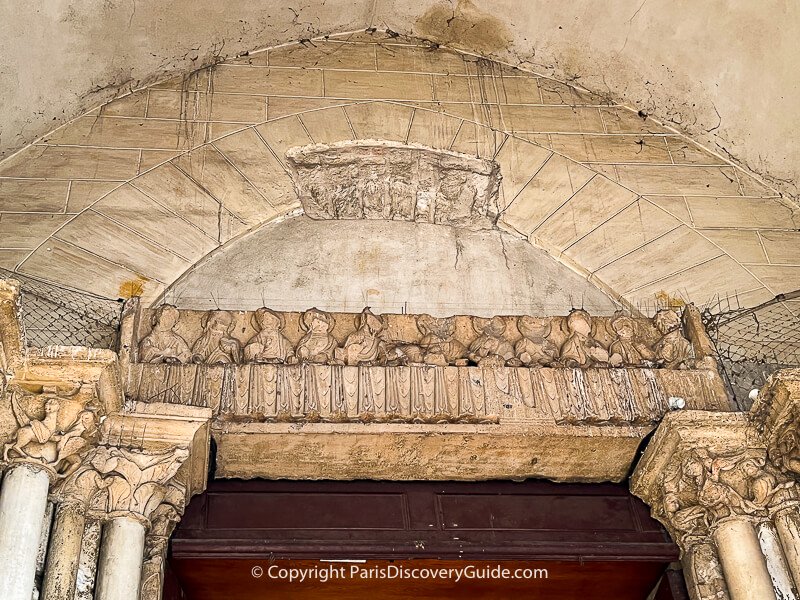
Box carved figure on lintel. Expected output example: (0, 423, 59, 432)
(608, 314, 655, 367)
(139, 305, 191, 364)
(653, 310, 692, 369)
(192, 310, 241, 364)
(435, 170, 477, 224)
(513, 316, 558, 367)
(388, 169, 414, 220)
(468, 316, 515, 367)
(417, 315, 467, 366)
(559, 309, 609, 367)
(244, 308, 296, 364)
(296, 308, 341, 364)
(338, 307, 386, 366)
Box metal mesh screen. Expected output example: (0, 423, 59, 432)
(704, 290, 800, 409)
(0, 268, 123, 350)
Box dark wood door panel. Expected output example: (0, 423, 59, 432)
(171, 558, 667, 600)
(172, 479, 677, 561)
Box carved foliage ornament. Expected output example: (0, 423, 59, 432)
(658, 449, 798, 546)
(286, 141, 502, 229)
(59, 445, 189, 520)
(137, 306, 696, 370)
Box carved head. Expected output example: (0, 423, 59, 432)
(202, 310, 234, 334)
(417, 315, 455, 339)
(473, 316, 506, 337)
(518, 316, 551, 340)
(253, 307, 283, 332)
(654, 309, 682, 335)
(611, 314, 635, 340)
(152, 305, 180, 330)
(566, 309, 592, 336)
(300, 308, 335, 334)
(44, 397, 60, 414)
(356, 307, 384, 334)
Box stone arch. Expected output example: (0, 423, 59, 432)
(0, 32, 796, 310)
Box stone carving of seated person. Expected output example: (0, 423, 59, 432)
(417, 315, 467, 366)
(244, 307, 296, 364)
(191, 310, 241, 364)
(338, 307, 386, 366)
(138, 305, 192, 364)
(559, 309, 609, 367)
(296, 308, 342, 364)
(653, 309, 692, 369)
(608, 314, 655, 367)
(468, 316, 515, 367)
(512, 316, 558, 367)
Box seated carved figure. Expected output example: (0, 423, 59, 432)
(296, 308, 341, 364)
(244, 308, 296, 364)
(608, 314, 655, 367)
(417, 315, 467, 366)
(653, 309, 692, 369)
(339, 308, 386, 366)
(559, 309, 609, 367)
(513, 316, 558, 367)
(138, 305, 191, 364)
(192, 310, 241, 364)
(468, 316, 515, 367)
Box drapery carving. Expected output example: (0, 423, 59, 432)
(134, 306, 704, 370)
(124, 304, 729, 426)
(285, 141, 502, 229)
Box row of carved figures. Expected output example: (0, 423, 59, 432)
(138, 306, 693, 369)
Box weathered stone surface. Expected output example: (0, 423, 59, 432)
(286, 141, 502, 229)
(213, 421, 652, 482)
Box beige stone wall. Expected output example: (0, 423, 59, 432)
(0, 32, 797, 311)
(1, 2, 798, 201)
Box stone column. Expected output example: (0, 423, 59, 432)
(0, 463, 52, 600)
(95, 515, 147, 600)
(757, 519, 799, 599)
(630, 411, 797, 600)
(713, 517, 776, 600)
(41, 500, 87, 600)
(775, 510, 800, 591)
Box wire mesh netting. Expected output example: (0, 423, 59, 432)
(704, 290, 800, 409)
(0, 268, 124, 350)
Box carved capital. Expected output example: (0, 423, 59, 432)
(631, 411, 800, 552)
(1, 385, 101, 480)
(752, 369, 800, 479)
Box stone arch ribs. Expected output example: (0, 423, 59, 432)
(0, 32, 797, 310)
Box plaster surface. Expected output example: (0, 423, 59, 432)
(163, 216, 618, 316)
(1, 1, 797, 199)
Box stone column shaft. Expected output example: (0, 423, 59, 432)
(714, 518, 777, 600)
(42, 501, 87, 600)
(775, 511, 800, 592)
(0, 464, 51, 600)
(758, 520, 799, 599)
(95, 516, 147, 600)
